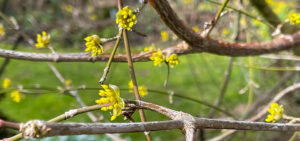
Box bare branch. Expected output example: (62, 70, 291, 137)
(0, 42, 190, 62)
(149, 0, 300, 56)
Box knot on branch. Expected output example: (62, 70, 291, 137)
(19, 120, 51, 138)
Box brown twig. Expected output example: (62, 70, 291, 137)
(118, 0, 151, 139)
(201, 0, 230, 37)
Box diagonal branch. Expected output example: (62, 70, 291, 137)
(149, 0, 300, 56)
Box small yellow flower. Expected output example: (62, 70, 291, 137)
(192, 26, 200, 32)
(265, 103, 284, 123)
(150, 50, 164, 67)
(143, 44, 156, 52)
(10, 90, 22, 103)
(35, 31, 50, 48)
(289, 13, 300, 25)
(222, 28, 230, 35)
(95, 84, 124, 121)
(161, 30, 169, 42)
(116, 7, 137, 31)
(138, 85, 147, 97)
(64, 79, 72, 86)
(128, 80, 134, 92)
(84, 35, 103, 57)
(3, 78, 11, 89)
(166, 54, 179, 67)
(0, 23, 5, 36)
(128, 80, 148, 97)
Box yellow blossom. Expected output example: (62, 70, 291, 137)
(3, 78, 11, 89)
(222, 28, 230, 35)
(161, 30, 169, 42)
(128, 80, 134, 92)
(10, 90, 21, 103)
(143, 44, 156, 52)
(0, 23, 5, 36)
(150, 50, 164, 67)
(116, 7, 137, 31)
(128, 80, 148, 97)
(166, 54, 179, 67)
(289, 13, 300, 25)
(138, 86, 147, 97)
(84, 35, 103, 57)
(265, 103, 284, 123)
(95, 84, 124, 121)
(192, 26, 200, 32)
(64, 79, 72, 86)
(35, 31, 50, 48)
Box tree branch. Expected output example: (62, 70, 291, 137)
(149, 0, 300, 56)
(0, 42, 190, 62)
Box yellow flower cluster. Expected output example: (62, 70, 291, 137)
(95, 84, 124, 121)
(265, 103, 284, 123)
(128, 80, 148, 97)
(116, 7, 137, 31)
(84, 35, 103, 57)
(10, 90, 22, 103)
(138, 86, 147, 97)
(0, 23, 5, 36)
(150, 50, 165, 66)
(2, 78, 22, 103)
(161, 30, 169, 42)
(166, 54, 179, 67)
(150, 49, 179, 67)
(289, 13, 300, 25)
(35, 31, 50, 48)
(2, 78, 11, 89)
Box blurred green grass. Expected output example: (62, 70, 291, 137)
(0, 44, 284, 140)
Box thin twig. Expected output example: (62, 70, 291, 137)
(163, 63, 170, 88)
(99, 30, 122, 84)
(0, 35, 22, 77)
(205, 0, 274, 28)
(208, 57, 234, 117)
(118, 0, 151, 140)
(0, 119, 19, 130)
(202, 0, 230, 37)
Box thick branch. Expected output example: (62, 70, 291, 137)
(19, 118, 300, 138)
(149, 0, 300, 56)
